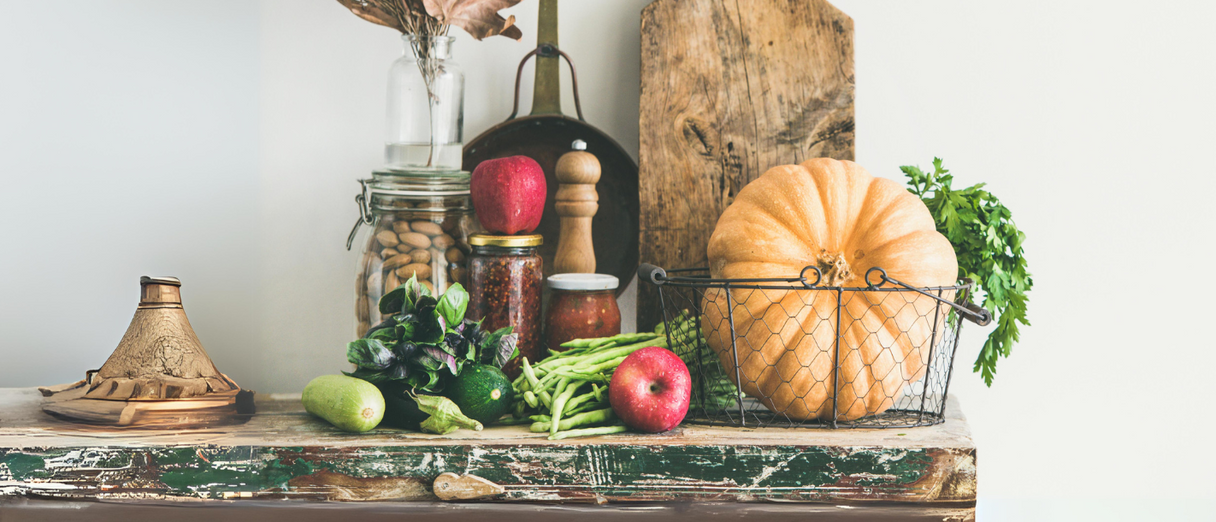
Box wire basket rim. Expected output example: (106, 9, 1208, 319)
(639, 263, 991, 326)
(644, 265, 972, 291)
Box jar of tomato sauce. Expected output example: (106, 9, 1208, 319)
(544, 274, 621, 353)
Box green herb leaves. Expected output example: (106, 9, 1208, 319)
(436, 284, 468, 328)
(346, 275, 516, 393)
(903, 158, 1032, 386)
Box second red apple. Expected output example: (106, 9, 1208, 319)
(609, 346, 691, 433)
(470, 155, 546, 235)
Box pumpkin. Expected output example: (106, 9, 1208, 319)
(703, 158, 958, 421)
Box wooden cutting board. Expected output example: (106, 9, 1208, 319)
(637, 0, 856, 330)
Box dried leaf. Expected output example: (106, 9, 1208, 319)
(422, 0, 524, 40)
(337, 0, 405, 32)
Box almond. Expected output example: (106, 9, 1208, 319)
(411, 221, 444, 237)
(396, 263, 432, 280)
(449, 267, 467, 286)
(383, 253, 413, 270)
(409, 249, 432, 265)
(431, 234, 455, 250)
(375, 230, 400, 248)
(399, 231, 431, 250)
(421, 280, 435, 294)
(445, 247, 464, 264)
(380, 248, 399, 259)
(392, 221, 413, 234)
(385, 270, 400, 292)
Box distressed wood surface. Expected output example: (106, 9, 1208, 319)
(0, 498, 977, 522)
(0, 388, 973, 505)
(637, 0, 856, 330)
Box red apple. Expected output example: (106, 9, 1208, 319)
(609, 346, 691, 433)
(470, 155, 546, 235)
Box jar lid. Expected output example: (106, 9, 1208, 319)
(469, 234, 544, 247)
(368, 170, 471, 196)
(547, 273, 619, 291)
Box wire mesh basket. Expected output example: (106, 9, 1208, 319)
(640, 263, 991, 428)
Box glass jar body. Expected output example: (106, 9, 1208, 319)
(354, 173, 477, 337)
(385, 35, 464, 173)
(467, 244, 543, 378)
(545, 289, 621, 353)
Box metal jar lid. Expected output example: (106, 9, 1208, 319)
(468, 234, 544, 247)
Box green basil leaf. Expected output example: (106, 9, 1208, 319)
(368, 327, 398, 343)
(347, 339, 395, 370)
(343, 368, 389, 384)
(401, 274, 423, 314)
(379, 286, 405, 316)
(435, 283, 468, 329)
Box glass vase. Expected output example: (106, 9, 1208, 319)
(385, 35, 464, 173)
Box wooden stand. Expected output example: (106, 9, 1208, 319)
(0, 388, 975, 521)
(554, 141, 601, 274)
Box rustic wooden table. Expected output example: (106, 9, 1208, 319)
(0, 388, 975, 520)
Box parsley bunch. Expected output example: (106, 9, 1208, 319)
(903, 158, 1032, 386)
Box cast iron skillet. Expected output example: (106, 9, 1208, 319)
(462, 43, 639, 297)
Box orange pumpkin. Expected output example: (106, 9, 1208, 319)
(703, 158, 958, 421)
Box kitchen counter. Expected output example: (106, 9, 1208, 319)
(0, 387, 975, 520)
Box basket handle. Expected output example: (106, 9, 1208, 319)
(638, 263, 667, 285)
(866, 267, 992, 326)
(957, 298, 993, 327)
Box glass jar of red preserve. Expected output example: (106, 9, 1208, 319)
(544, 274, 621, 353)
(467, 234, 543, 379)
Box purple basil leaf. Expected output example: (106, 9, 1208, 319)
(414, 352, 444, 372)
(423, 345, 459, 375)
(493, 333, 518, 370)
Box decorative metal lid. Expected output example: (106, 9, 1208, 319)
(469, 234, 544, 247)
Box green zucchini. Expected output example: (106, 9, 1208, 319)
(302, 375, 385, 433)
(443, 364, 514, 425)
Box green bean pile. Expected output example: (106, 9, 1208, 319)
(659, 310, 740, 411)
(510, 332, 666, 440)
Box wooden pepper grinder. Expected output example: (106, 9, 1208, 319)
(554, 140, 600, 274)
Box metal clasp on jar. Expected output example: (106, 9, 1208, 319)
(346, 178, 471, 250)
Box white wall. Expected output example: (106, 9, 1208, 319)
(2, 1, 1214, 519)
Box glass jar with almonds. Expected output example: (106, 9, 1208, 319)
(347, 171, 480, 337)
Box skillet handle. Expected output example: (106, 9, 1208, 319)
(507, 45, 585, 122)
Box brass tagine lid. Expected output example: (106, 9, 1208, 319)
(40, 277, 250, 427)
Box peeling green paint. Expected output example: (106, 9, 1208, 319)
(0, 443, 968, 502)
(2, 452, 46, 480)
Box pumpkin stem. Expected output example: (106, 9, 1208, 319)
(816, 251, 853, 287)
